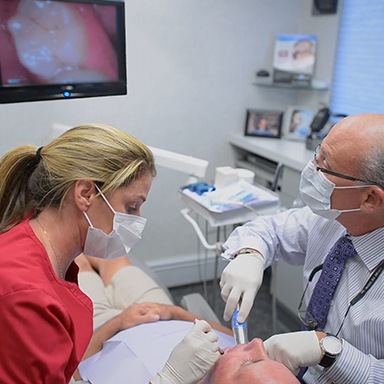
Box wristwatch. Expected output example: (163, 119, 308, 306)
(319, 334, 343, 368)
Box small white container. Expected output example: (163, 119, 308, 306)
(214, 166, 238, 189)
(235, 168, 255, 184)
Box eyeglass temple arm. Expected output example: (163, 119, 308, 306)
(297, 263, 324, 311)
(309, 263, 324, 281)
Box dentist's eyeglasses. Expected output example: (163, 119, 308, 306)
(298, 259, 384, 336)
(313, 144, 384, 189)
(297, 264, 323, 331)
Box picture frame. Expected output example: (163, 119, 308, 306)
(273, 34, 317, 85)
(244, 109, 283, 139)
(283, 106, 316, 141)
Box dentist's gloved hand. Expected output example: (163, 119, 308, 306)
(264, 331, 323, 375)
(220, 253, 265, 322)
(150, 320, 220, 384)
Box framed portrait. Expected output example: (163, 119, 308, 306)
(244, 109, 283, 139)
(283, 106, 316, 141)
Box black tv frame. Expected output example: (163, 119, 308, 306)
(0, 0, 127, 104)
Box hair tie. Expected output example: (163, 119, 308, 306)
(35, 146, 43, 163)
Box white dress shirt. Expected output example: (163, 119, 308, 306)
(222, 206, 384, 384)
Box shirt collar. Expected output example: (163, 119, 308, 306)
(350, 227, 384, 271)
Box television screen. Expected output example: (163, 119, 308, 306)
(0, 0, 126, 103)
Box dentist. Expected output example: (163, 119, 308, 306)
(219, 114, 384, 383)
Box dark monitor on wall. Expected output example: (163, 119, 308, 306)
(0, 0, 127, 104)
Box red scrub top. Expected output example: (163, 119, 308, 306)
(0, 219, 93, 383)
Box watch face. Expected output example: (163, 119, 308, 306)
(323, 335, 342, 355)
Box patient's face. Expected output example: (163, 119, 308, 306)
(200, 339, 299, 384)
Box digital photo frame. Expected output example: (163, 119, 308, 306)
(244, 109, 283, 139)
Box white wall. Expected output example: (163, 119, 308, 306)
(0, 1, 341, 285)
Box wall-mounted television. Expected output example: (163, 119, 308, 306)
(0, 0, 126, 104)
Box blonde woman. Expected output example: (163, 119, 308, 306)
(0, 124, 220, 384)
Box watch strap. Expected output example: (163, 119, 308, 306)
(319, 353, 336, 368)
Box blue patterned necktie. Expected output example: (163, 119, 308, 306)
(305, 235, 356, 330)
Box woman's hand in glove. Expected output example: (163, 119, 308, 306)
(150, 320, 221, 384)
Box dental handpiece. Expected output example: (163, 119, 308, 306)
(231, 304, 248, 344)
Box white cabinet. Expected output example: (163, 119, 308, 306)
(228, 133, 313, 319)
(229, 133, 312, 207)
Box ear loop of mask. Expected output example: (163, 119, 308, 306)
(83, 184, 115, 229)
(94, 184, 117, 214)
(316, 167, 375, 213)
(332, 183, 376, 214)
(83, 211, 94, 228)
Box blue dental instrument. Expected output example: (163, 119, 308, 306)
(232, 304, 248, 344)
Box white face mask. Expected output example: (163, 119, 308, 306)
(83, 187, 147, 259)
(299, 161, 370, 220)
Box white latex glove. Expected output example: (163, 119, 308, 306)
(220, 253, 265, 322)
(264, 331, 323, 375)
(150, 320, 220, 384)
